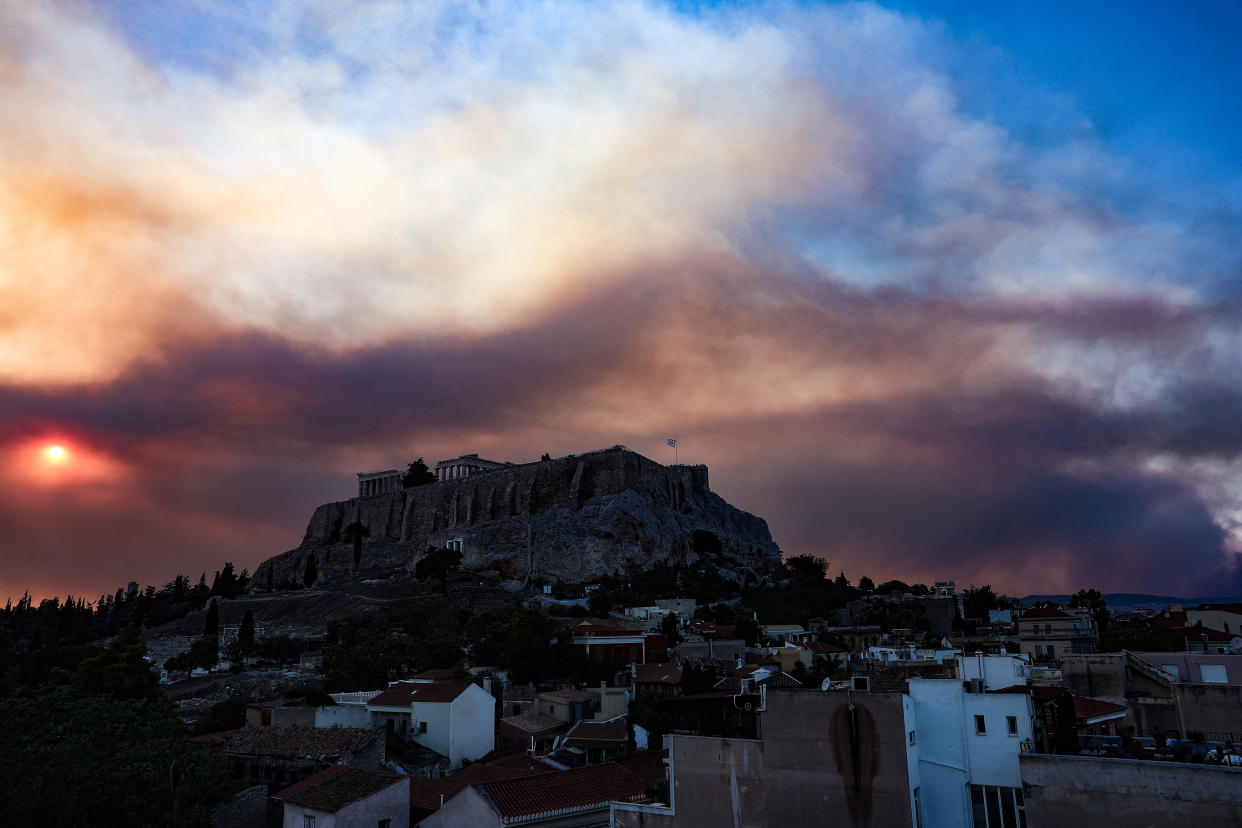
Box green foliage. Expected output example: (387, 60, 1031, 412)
(733, 610, 760, 647)
(587, 588, 615, 617)
(858, 576, 875, 591)
(1100, 618, 1181, 652)
(203, 598, 219, 638)
(71, 626, 162, 703)
(875, 580, 910, 595)
(1069, 588, 1109, 632)
(258, 635, 300, 664)
(415, 547, 462, 596)
(402, 458, 437, 488)
(209, 562, 244, 600)
(0, 688, 237, 826)
(465, 607, 585, 685)
(193, 692, 251, 735)
(303, 554, 318, 588)
(238, 609, 255, 657)
(343, 520, 370, 565)
(962, 585, 1001, 619)
(660, 612, 682, 647)
(784, 555, 828, 587)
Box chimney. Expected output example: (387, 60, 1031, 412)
(482, 676, 492, 694)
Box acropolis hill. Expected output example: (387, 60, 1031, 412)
(252, 446, 782, 589)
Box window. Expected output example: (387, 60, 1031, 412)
(1201, 664, 1228, 684)
(974, 714, 986, 735)
(970, 784, 1026, 828)
(913, 786, 925, 828)
(303, 817, 316, 828)
(908, 730, 917, 745)
(1033, 645, 1042, 658)
(1161, 664, 1181, 681)
(418, 721, 428, 734)
(1045, 645, 1054, 658)
(1006, 716, 1018, 735)
(379, 821, 392, 828)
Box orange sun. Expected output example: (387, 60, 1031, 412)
(45, 444, 67, 461)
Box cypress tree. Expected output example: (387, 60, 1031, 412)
(239, 609, 255, 657)
(303, 554, 318, 588)
(203, 598, 219, 638)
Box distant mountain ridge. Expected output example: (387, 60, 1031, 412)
(1019, 593, 1242, 610)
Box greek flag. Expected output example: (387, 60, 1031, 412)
(667, 438, 677, 447)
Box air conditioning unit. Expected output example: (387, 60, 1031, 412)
(852, 676, 871, 692)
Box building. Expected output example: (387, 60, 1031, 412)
(1020, 754, 1242, 827)
(364, 680, 495, 769)
(276, 765, 408, 828)
(569, 620, 666, 665)
(953, 652, 1031, 690)
(536, 689, 598, 724)
(613, 689, 920, 827)
(1017, 607, 1097, 661)
(357, 469, 402, 498)
(583, 682, 630, 720)
(1061, 652, 1242, 741)
(409, 763, 549, 823)
(562, 717, 629, 764)
(222, 726, 384, 789)
(497, 713, 566, 753)
(655, 598, 697, 621)
(1185, 604, 1242, 637)
(906, 678, 1035, 828)
(421, 762, 648, 828)
(433, 453, 508, 482)
(673, 636, 747, 663)
(631, 662, 683, 697)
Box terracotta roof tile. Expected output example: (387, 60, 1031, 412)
(805, 641, 846, 654)
(367, 680, 471, 707)
(633, 663, 682, 685)
(1020, 607, 1073, 619)
(409, 763, 543, 812)
(477, 762, 647, 820)
(564, 718, 628, 750)
(539, 689, 596, 703)
(1074, 696, 1128, 722)
(275, 766, 404, 813)
(500, 713, 565, 734)
(222, 726, 381, 760)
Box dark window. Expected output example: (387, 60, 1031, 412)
(1007, 716, 1018, 735)
(974, 714, 986, 735)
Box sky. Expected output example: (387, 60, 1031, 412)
(2, 0, 1241, 603)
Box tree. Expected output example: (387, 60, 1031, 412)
(962, 585, 1000, 620)
(238, 609, 255, 657)
(415, 546, 462, 596)
(660, 612, 682, 647)
(402, 458, 437, 488)
(858, 576, 875, 592)
(203, 598, 219, 638)
(71, 626, 162, 703)
(540, 452, 551, 461)
(303, 554, 318, 588)
(210, 562, 240, 599)
(1069, 588, 1109, 633)
(733, 609, 760, 647)
(587, 587, 614, 617)
(875, 580, 911, 595)
(343, 520, 370, 566)
(785, 555, 828, 587)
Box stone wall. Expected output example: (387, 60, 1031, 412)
(1020, 754, 1242, 827)
(254, 447, 780, 588)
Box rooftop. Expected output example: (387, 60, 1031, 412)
(501, 713, 566, 734)
(275, 766, 404, 813)
(539, 689, 596, 704)
(368, 680, 471, 707)
(1020, 607, 1073, 620)
(222, 726, 381, 760)
(409, 763, 546, 813)
(633, 662, 682, 685)
(476, 762, 647, 821)
(564, 718, 628, 750)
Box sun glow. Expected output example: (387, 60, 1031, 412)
(45, 444, 66, 461)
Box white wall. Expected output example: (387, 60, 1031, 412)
(314, 703, 371, 729)
(447, 684, 496, 769)
(283, 781, 408, 828)
(907, 679, 1034, 828)
(957, 654, 1030, 691)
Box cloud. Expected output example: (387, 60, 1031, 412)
(1, 1, 1241, 600)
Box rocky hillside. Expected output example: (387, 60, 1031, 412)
(253, 446, 781, 590)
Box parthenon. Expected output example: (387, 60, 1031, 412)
(433, 453, 508, 481)
(357, 469, 401, 498)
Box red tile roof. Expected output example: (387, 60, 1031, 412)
(367, 680, 471, 707)
(805, 641, 846, 654)
(633, 663, 682, 685)
(500, 713, 565, 734)
(476, 762, 647, 820)
(1074, 696, 1128, 722)
(275, 766, 404, 812)
(570, 619, 646, 636)
(412, 668, 458, 680)
(539, 689, 596, 704)
(222, 726, 381, 760)
(409, 763, 544, 812)
(564, 718, 628, 750)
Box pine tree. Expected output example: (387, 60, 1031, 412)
(203, 598, 219, 638)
